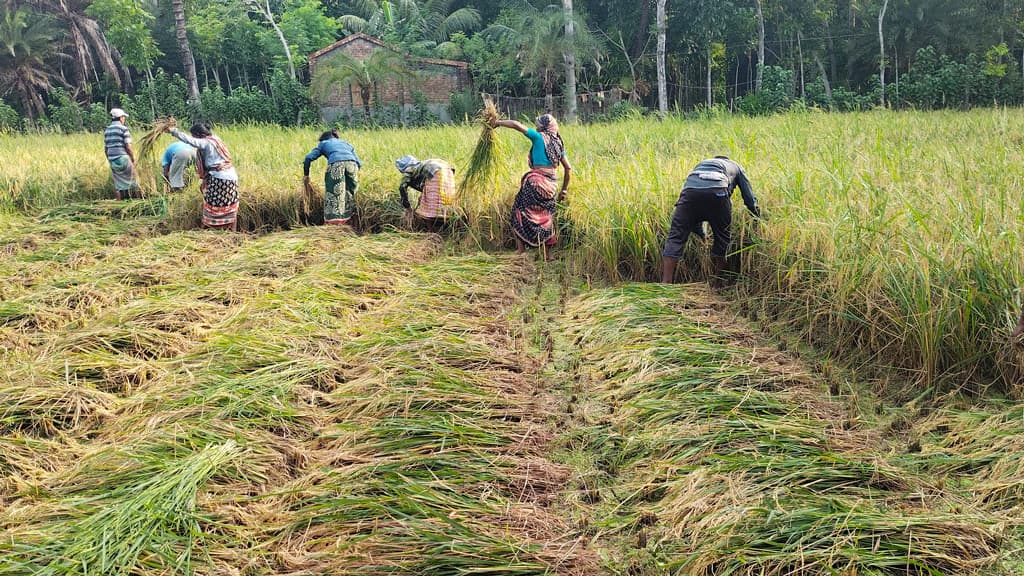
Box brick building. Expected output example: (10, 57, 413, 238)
(308, 33, 471, 123)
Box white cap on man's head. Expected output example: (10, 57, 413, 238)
(110, 108, 127, 119)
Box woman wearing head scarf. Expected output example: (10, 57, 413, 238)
(495, 113, 572, 256)
(164, 119, 239, 231)
(394, 154, 458, 232)
(303, 129, 361, 226)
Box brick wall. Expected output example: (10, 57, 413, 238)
(313, 37, 470, 115)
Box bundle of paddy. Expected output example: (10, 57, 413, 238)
(560, 284, 1012, 574)
(456, 99, 514, 246)
(136, 118, 176, 163)
(0, 380, 119, 436)
(300, 179, 323, 225)
(906, 406, 1024, 516)
(129, 117, 178, 198)
(0, 442, 242, 575)
(0, 435, 73, 498)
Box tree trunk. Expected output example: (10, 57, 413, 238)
(827, 31, 838, 86)
(656, 0, 668, 113)
(754, 0, 765, 91)
(814, 54, 832, 104)
(399, 81, 406, 126)
(615, 32, 641, 104)
(706, 44, 713, 108)
(225, 66, 232, 91)
(146, 66, 156, 118)
(171, 0, 200, 103)
(878, 0, 889, 107)
(733, 54, 740, 111)
(171, 0, 200, 102)
(562, 0, 578, 123)
(798, 30, 805, 99)
(631, 0, 651, 59)
(259, 0, 296, 80)
(361, 85, 371, 117)
(893, 47, 899, 108)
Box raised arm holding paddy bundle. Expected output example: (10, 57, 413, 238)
(162, 117, 240, 230)
(496, 113, 572, 255)
(496, 115, 572, 202)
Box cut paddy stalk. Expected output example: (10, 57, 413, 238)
(4, 111, 1024, 573)
(0, 219, 590, 575)
(559, 283, 1011, 574)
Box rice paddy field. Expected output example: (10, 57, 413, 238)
(1, 109, 1024, 574)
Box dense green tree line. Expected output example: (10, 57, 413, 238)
(2, 0, 1024, 127)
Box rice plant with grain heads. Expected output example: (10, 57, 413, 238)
(1, 108, 1024, 575)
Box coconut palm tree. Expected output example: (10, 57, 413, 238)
(339, 0, 480, 47)
(502, 3, 603, 115)
(311, 48, 414, 117)
(25, 0, 123, 89)
(0, 6, 62, 119)
(171, 0, 200, 102)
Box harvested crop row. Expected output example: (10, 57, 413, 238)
(0, 222, 589, 575)
(560, 284, 1010, 575)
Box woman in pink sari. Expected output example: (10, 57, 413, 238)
(495, 114, 572, 256)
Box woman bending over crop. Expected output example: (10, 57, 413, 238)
(165, 119, 239, 231)
(495, 114, 572, 257)
(395, 155, 459, 232)
(303, 129, 361, 226)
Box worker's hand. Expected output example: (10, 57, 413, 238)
(302, 175, 310, 182)
(1012, 326, 1024, 346)
(166, 116, 176, 131)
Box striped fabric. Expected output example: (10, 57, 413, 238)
(414, 164, 457, 220)
(104, 122, 131, 159)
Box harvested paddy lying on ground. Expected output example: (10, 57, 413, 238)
(3, 109, 1022, 389)
(0, 206, 584, 574)
(557, 285, 1023, 574)
(2, 204, 1023, 575)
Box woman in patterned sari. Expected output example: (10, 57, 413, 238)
(303, 129, 361, 226)
(165, 119, 240, 231)
(495, 114, 572, 256)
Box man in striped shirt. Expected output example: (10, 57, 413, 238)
(104, 108, 138, 200)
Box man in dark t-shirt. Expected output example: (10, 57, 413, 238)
(661, 156, 761, 284)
